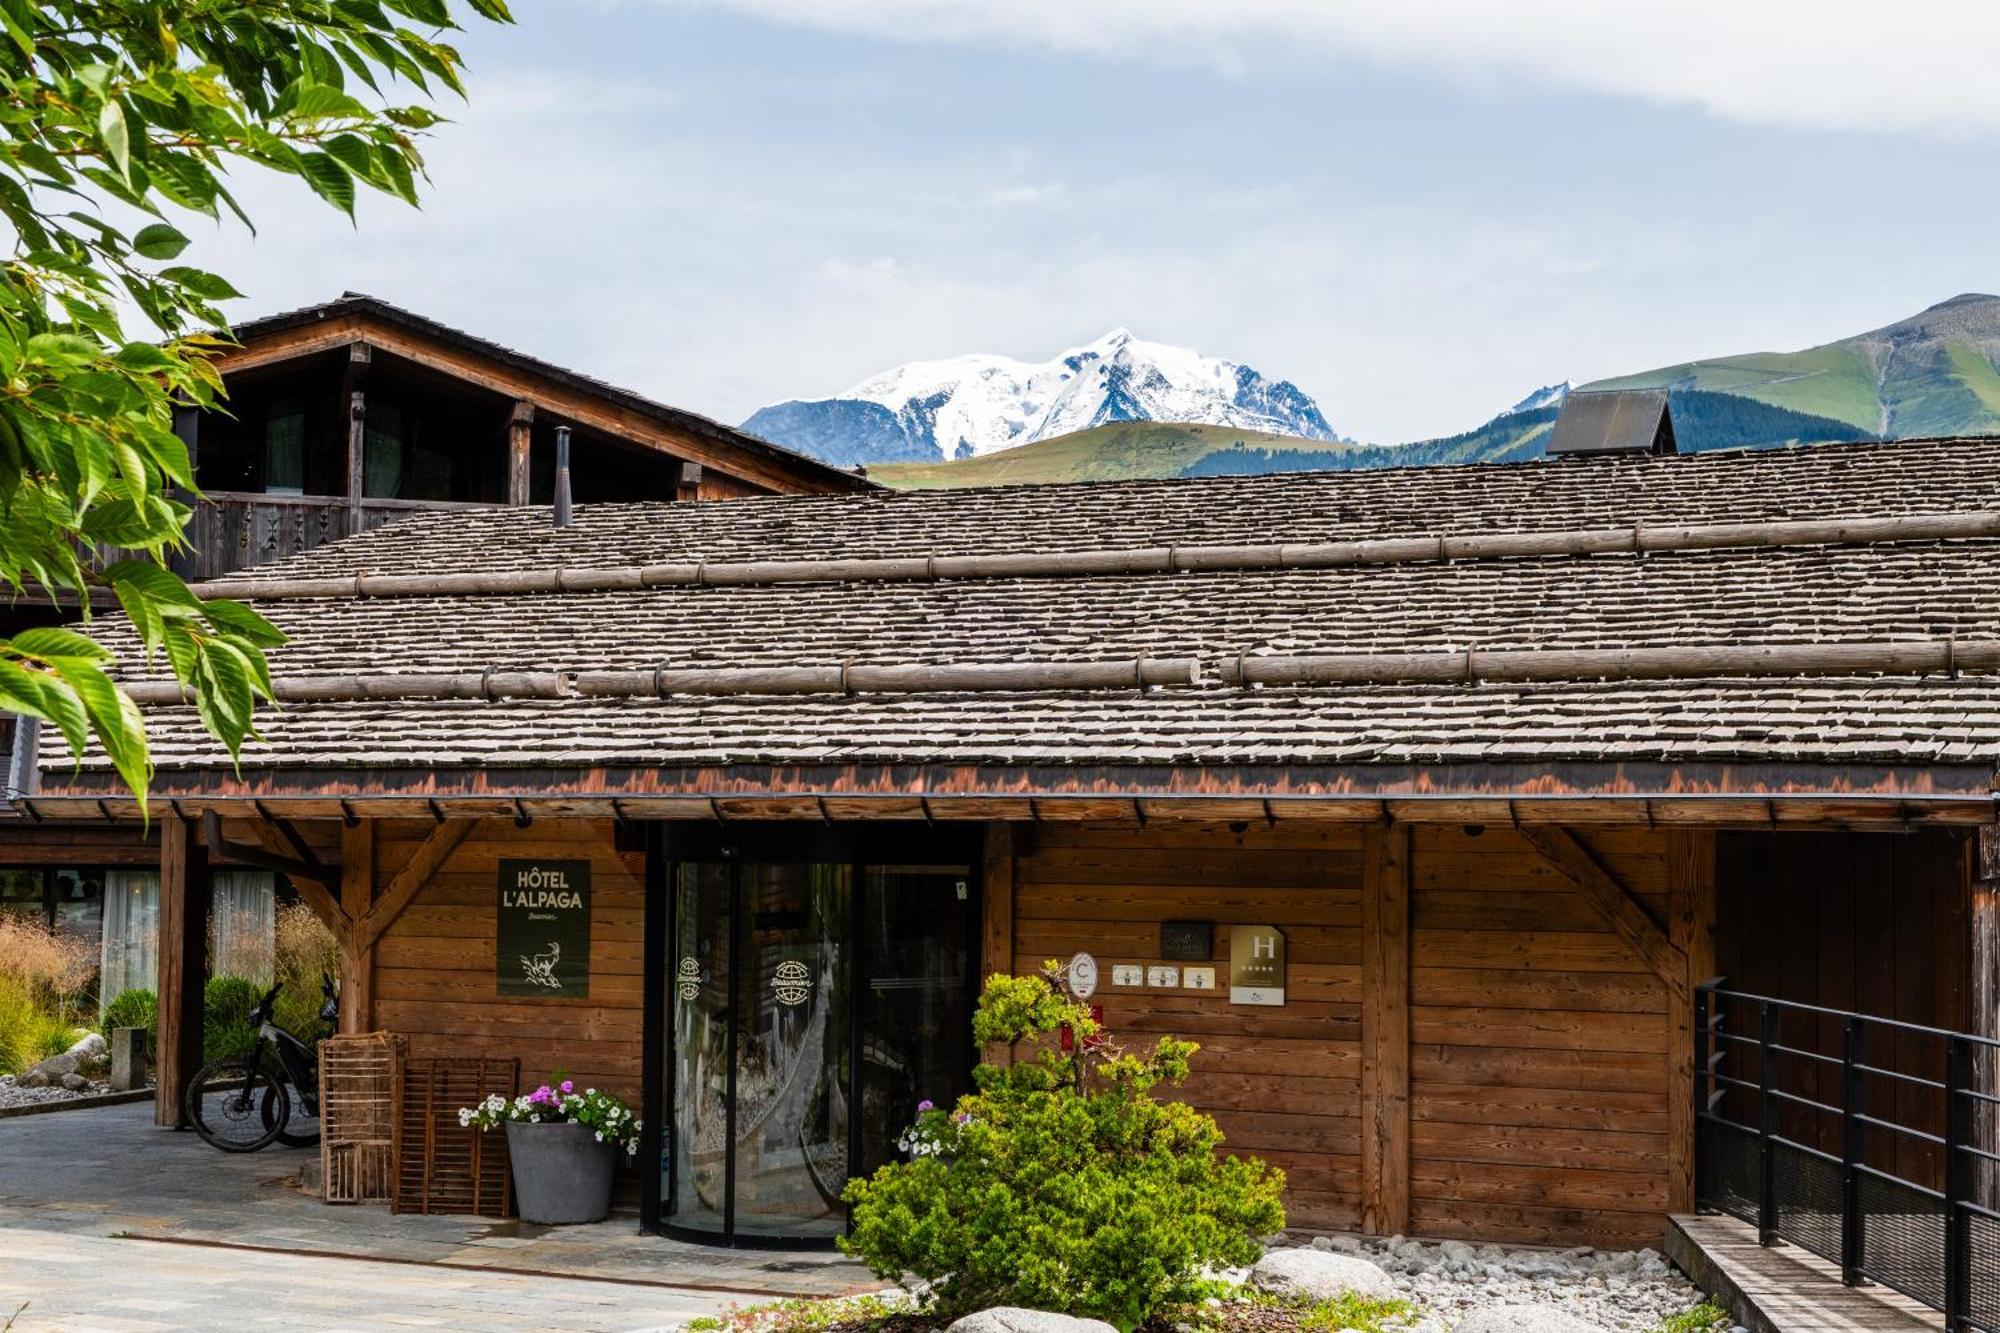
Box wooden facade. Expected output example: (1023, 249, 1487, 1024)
(120, 805, 1982, 1249)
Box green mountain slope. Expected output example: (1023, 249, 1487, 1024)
(1588, 292, 2000, 438)
(870, 422, 1362, 490)
(869, 294, 2000, 490)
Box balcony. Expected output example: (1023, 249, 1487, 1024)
(175, 491, 497, 583)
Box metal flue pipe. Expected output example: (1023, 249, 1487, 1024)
(553, 425, 574, 528)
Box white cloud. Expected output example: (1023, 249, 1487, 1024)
(664, 0, 2000, 136)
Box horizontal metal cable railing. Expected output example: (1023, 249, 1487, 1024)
(1695, 981, 2000, 1332)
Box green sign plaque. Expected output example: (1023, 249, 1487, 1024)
(497, 859, 591, 996)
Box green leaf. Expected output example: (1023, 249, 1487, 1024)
(201, 599, 289, 649)
(12, 627, 116, 664)
(0, 660, 90, 759)
(131, 222, 190, 260)
(156, 266, 245, 301)
(295, 151, 358, 217)
(98, 98, 132, 180)
(50, 658, 152, 802)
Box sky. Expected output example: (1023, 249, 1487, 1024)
(180, 1, 2000, 444)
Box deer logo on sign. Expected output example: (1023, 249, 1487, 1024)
(521, 942, 563, 990)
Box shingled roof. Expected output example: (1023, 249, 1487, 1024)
(32, 435, 2000, 814)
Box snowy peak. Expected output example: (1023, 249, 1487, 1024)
(743, 331, 1342, 467)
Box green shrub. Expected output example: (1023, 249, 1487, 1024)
(99, 988, 158, 1046)
(841, 963, 1286, 1331)
(0, 974, 84, 1075)
(202, 975, 264, 1062)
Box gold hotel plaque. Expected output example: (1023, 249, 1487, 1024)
(1229, 924, 1286, 1006)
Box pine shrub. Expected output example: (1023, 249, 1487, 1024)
(841, 963, 1286, 1331)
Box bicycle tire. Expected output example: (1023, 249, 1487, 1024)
(185, 1057, 288, 1153)
(262, 1084, 321, 1149)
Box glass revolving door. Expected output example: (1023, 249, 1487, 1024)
(662, 829, 977, 1246)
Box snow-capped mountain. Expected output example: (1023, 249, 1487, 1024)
(742, 329, 1343, 467)
(1505, 382, 1570, 415)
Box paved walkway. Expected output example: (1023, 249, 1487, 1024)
(1666, 1214, 1944, 1332)
(0, 1226, 732, 1331)
(0, 1100, 875, 1321)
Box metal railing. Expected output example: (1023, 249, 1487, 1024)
(1695, 980, 2000, 1331)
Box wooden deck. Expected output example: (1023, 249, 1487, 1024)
(1666, 1214, 1944, 1333)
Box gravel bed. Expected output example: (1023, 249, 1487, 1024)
(1290, 1234, 1726, 1332)
(0, 1073, 115, 1109)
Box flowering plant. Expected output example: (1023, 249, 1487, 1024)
(459, 1077, 642, 1157)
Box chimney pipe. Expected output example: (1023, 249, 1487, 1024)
(553, 425, 573, 528)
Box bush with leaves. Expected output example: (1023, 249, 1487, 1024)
(200, 973, 261, 1061)
(98, 985, 156, 1044)
(840, 962, 1287, 1331)
(0, 0, 511, 799)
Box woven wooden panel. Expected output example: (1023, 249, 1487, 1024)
(318, 1032, 407, 1204)
(392, 1056, 518, 1217)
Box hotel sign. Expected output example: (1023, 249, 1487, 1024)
(1229, 925, 1286, 1006)
(498, 859, 592, 997)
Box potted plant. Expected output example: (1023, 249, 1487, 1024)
(460, 1078, 641, 1224)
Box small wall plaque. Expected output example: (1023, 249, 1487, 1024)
(1146, 964, 1180, 988)
(1112, 964, 1144, 987)
(1160, 921, 1213, 961)
(1229, 924, 1286, 1006)
(1184, 966, 1216, 991)
(1068, 952, 1099, 999)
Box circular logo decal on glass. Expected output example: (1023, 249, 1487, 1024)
(772, 959, 813, 1006)
(676, 957, 701, 1002)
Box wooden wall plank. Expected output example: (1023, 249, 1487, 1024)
(1361, 823, 1411, 1235)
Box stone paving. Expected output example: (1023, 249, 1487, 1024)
(0, 1100, 876, 1325)
(0, 1226, 731, 1331)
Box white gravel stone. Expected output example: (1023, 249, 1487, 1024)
(1250, 1249, 1398, 1302)
(1453, 1305, 1602, 1333)
(0, 1072, 113, 1109)
(947, 1309, 1116, 1333)
(1265, 1236, 1711, 1333)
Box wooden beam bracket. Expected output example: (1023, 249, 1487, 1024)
(1520, 824, 1689, 1000)
(202, 809, 334, 889)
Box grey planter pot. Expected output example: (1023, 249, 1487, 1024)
(504, 1119, 618, 1224)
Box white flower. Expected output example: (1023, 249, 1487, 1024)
(594, 1131, 604, 1142)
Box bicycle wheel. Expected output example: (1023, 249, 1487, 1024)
(186, 1057, 288, 1153)
(262, 1082, 321, 1149)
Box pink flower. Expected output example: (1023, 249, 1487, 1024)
(560, 1080, 574, 1094)
(916, 1099, 935, 1113)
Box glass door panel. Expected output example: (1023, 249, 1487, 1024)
(671, 863, 731, 1235)
(858, 866, 974, 1178)
(732, 863, 850, 1238)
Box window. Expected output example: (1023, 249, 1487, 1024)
(363, 400, 406, 498)
(0, 869, 43, 921)
(264, 397, 306, 495)
(52, 868, 103, 941)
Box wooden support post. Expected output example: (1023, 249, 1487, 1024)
(1361, 822, 1411, 1235)
(343, 342, 371, 535)
(676, 460, 702, 503)
(982, 822, 1015, 1066)
(339, 820, 375, 1035)
(1667, 828, 1716, 1213)
(155, 816, 210, 1128)
(508, 400, 535, 506)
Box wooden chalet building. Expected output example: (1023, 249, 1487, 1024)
(0, 293, 870, 1014)
(11, 434, 2000, 1256)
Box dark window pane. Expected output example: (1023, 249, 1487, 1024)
(264, 397, 306, 495)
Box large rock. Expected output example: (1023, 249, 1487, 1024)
(1454, 1305, 1603, 1333)
(21, 1032, 104, 1088)
(1249, 1248, 1398, 1303)
(946, 1311, 1116, 1333)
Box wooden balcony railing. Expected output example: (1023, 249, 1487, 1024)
(174, 492, 497, 582)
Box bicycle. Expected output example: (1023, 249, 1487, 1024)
(184, 974, 338, 1153)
